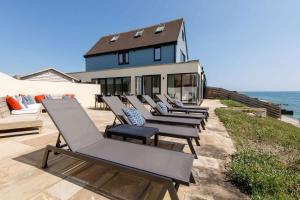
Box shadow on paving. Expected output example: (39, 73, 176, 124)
(13, 139, 186, 200)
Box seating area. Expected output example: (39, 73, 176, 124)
(0, 94, 248, 199)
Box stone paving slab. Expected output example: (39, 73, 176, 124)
(0, 99, 249, 200)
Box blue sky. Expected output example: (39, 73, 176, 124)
(0, 0, 299, 91)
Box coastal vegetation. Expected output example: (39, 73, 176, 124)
(216, 101, 300, 199)
(220, 99, 246, 107)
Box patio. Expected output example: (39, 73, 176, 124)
(0, 100, 248, 200)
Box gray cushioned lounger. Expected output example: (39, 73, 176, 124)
(164, 94, 209, 110)
(102, 96, 201, 158)
(41, 99, 195, 200)
(156, 95, 209, 117)
(143, 95, 207, 125)
(125, 95, 202, 130)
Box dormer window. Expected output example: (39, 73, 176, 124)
(155, 24, 165, 33)
(134, 30, 144, 38)
(110, 35, 119, 42)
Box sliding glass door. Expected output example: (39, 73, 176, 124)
(167, 73, 199, 104)
(95, 77, 131, 96)
(135, 75, 161, 99)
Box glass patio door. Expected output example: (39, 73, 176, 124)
(142, 75, 161, 99)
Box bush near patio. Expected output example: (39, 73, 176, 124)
(216, 101, 300, 200)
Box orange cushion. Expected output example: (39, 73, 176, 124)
(6, 96, 22, 110)
(65, 94, 75, 99)
(35, 95, 45, 103)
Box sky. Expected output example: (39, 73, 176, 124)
(0, 0, 299, 91)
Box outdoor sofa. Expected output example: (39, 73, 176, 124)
(41, 99, 195, 200)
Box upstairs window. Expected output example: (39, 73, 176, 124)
(154, 47, 161, 61)
(155, 24, 165, 33)
(110, 34, 119, 42)
(182, 30, 185, 41)
(134, 30, 144, 38)
(118, 52, 129, 65)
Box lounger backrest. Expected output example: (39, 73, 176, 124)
(0, 97, 10, 118)
(164, 94, 175, 103)
(102, 96, 132, 125)
(142, 95, 157, 109)
(156, 95, 173, 109)
(42, 99, 103, 152)
(125, 96, 152, 119)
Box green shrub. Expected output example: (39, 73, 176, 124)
(228, 149, 300, 200)
(216, 107, 300, 199)
(221, 99, 246, 107)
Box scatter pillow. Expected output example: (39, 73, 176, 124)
(6, 96, 22, 110)
(174, 99, 184, 107)
(45, 94, 53, 100)
(26, 95, 36, 104)
(157, 102, 168, 114)
(35, 95, 45, 103)
(64, 94, 75, 99)
(122, 108, 145, 126)
(15, 95, 28, 109)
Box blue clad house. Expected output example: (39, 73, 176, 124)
(84, 18, 188, 71)
(70, 18, 206, 104)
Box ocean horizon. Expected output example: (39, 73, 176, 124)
(242, 91, 300, 120)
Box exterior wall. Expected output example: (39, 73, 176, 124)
(0, 72, 99, 107)
(70, 61, 202, 99)
(22, 71, 74, 82)
(85, 44, 175, 71)
(176, 23, 188, 62)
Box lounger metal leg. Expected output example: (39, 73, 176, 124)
(190, 173, 196, 184)
(142, 138, 146, 144)
(166, 181, 180, 200)
(41, 146, 51, 168)
(187, 138, 198, 159)
(195, 137, 200, 146)
(174, 183, 180, 191)
(201, 120, 206, 130)
(154, 134, 158, 146)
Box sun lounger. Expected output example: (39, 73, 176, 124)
(164, 94, 209, 110)
(125, 95, 203, 130)
(156, 95, 209, 118)
(102, 96, 201, 158)
(41, 99, 195, 200)
(142, 95, 206, 129)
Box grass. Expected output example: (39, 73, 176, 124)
(221, 99, 246, 107)
(215, 102, 300, 199)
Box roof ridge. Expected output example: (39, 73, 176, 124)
(105, 18, 183, 37)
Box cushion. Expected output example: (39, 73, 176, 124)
(64, 94, 75, 99)
(174, 99, 184, 107)
(45, 94, 53, 100)
(11, 108, 40, 115)
(35, 95, 45, 103)
(23, 95, 36, 104)
(6, 96, 22, 110)
(157, 102, 168, 114)
(15, 95, 28, 109)
(122, 108, 145, 126)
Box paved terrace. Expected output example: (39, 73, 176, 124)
(0, 100, 248, 200)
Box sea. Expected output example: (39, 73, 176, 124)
(243, 91, 300, 120)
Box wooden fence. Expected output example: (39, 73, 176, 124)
(205, 87, 281, 118)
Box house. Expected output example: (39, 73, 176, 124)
(84, 18, 188, 71)
(16, 68, 80, 83)
(69, 18, 206, 104)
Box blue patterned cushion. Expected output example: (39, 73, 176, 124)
(45, 94, 54, 100)
(24, 95, 36, 104)
(122, 108, 145, 126)
(157, 102, 168, 113)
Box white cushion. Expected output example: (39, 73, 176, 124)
(11, 108, 40, 115)
(27, 103, 42, 110)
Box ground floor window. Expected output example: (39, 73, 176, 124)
(94, 77, 131, 95)
(135, 75, 161, 99)
(167, 73, 199, 104)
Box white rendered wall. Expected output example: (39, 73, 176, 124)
(0, 72, 99, 107)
